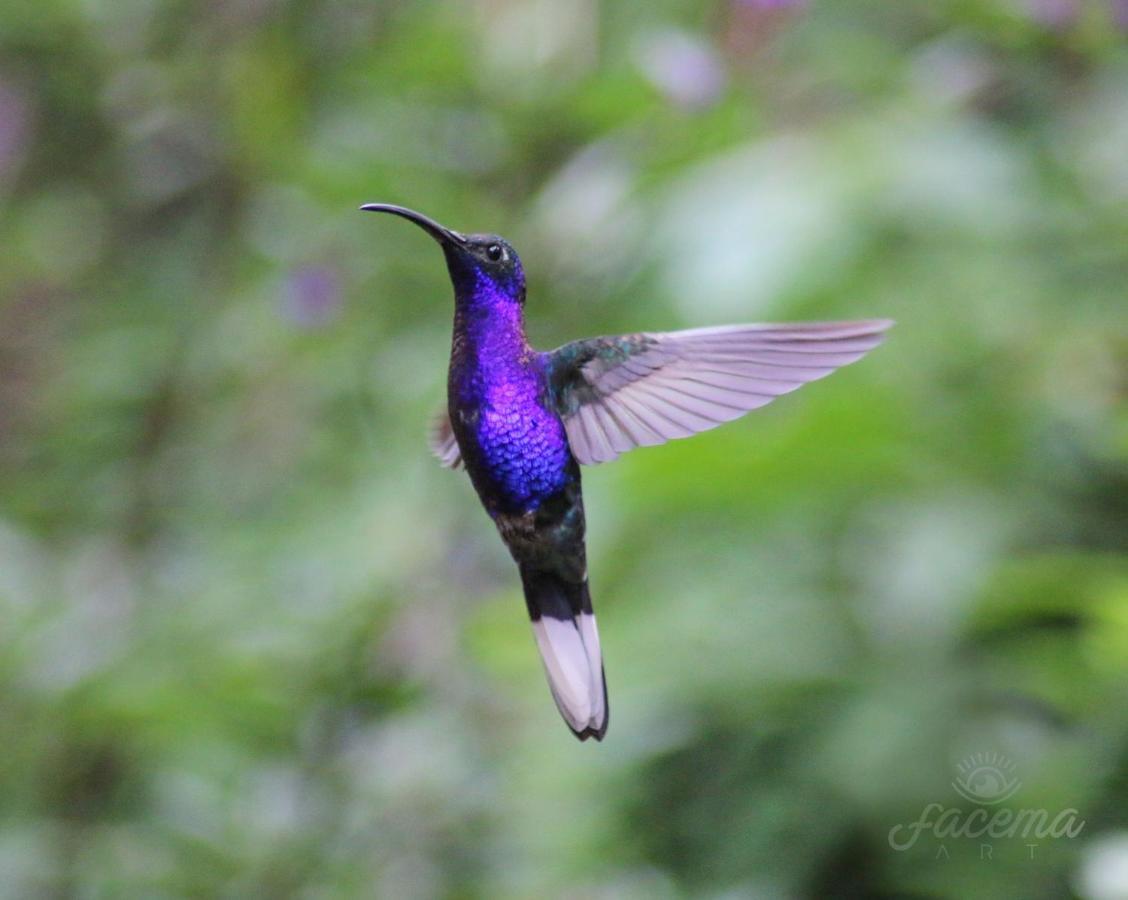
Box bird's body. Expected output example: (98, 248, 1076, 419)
(448, 305, 571, 514)
(362, 203, 892, 742)
(441, 245, 604, 738)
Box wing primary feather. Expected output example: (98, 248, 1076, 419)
(650, 381, 746, 418)
(689, 349, 870, 368)
(591, 403, 632, 455)
(617, 392, 693, 440)
(674, 370, 803, 397)
(581, 405, 615, 463)
(575, 408, 601, 464)
(660, 377, 764, 411)
(606, 397, 667, 446)
(631, 385, 718, 431)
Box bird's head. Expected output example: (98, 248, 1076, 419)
(361, 203, 525, 306)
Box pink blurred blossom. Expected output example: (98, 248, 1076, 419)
(634, 29, 727, 111)
(726, 0, 808, 58)
(1111, 0, 1128, 31)
(1026, 0, 1080, 28)
(282, 265, 342, 328)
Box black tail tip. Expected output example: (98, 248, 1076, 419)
(571, 721, 608, 742)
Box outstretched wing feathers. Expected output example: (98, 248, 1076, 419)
(547, 319, 893, 466)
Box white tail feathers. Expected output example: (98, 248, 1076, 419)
(531, 612, 607, 740)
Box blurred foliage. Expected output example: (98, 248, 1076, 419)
(1, 0, 1127, 897)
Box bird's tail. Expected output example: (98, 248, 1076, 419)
(519, 566, 608, 741)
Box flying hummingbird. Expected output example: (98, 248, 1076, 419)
(362, 203, 892, 741)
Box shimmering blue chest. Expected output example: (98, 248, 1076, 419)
(453, 358, 571, 513)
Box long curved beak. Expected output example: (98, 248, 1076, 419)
(359, 203, 466, 248)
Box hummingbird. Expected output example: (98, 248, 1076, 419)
(361, 203, 892, 741)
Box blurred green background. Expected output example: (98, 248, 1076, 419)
(2, 0, 1127, 897)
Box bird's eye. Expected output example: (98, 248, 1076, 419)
(486, 243, 503, 262)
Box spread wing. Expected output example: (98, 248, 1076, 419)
(428, 407, 462, 469)
(546, 319, 893, 465)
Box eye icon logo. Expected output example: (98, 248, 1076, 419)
(952, 752, 1021, 805)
